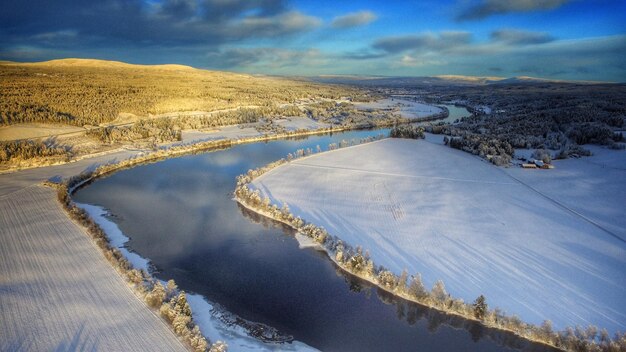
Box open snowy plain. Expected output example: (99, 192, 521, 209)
(251, 138, 626, 333)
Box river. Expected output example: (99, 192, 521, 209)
(73, 129, 554, 352)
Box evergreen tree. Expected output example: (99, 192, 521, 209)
(473, 295, 487, 320)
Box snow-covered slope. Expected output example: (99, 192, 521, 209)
(251, 138, 626, 333)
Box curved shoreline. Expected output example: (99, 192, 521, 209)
(48, 122, 613, 352)
(232, 138, 622, 352)
(232, 194, 563, 352)
(55, 126, 381, 351)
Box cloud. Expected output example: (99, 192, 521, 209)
(341, 50, 387, 60)
(331, 11, 377, 28)
(0, 0, 320, 48)
(447, 35, 626, 81)
(398, 55, 445, 67)
(456, 0, 572, 21)
(491, 29, 554, 45)
(360, 30, 625, 81)
(206, 47, 326, 69)
(232, 11, 321, 38)
(372, 31, 472, 54)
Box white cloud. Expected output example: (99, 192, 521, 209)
(331, 11, 377, 28)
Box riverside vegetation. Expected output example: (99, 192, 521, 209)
(234, 133, 626, 352)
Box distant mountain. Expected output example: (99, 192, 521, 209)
(434, 75, 505, 84)
(11, 58, 199, 72)
(310, 74, 605, 86)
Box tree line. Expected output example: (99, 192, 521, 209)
(0, 139, 70, 163)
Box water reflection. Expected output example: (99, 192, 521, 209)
(238, 204, 558, 352)
(74, 129, 555, 352)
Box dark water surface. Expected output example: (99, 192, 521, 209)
(74, 129, 553, 352)
(442, 104, 471, 123)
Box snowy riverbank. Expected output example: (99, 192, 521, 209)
(78, 202, 319, 352)
(249, 138, 626, 334)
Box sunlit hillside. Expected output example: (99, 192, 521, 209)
(0, 59, 360, 126)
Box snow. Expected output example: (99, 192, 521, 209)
(294, 233, 324, 250)
(251, 138, 626, 333)
(180, 125, 261, 144)
(187, 294, 319, 352)
(76, 203, 150, 271)
(354, 98, 443, 119)
(476, 105, 492, 114)
(272, 116, 329, 131)
(506, 145, 626, 242)
(0, 186, 186, 351)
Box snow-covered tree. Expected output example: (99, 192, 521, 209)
(408, 273, 427, 299)
(431, 280, 447, 303)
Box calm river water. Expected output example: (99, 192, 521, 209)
(74, 128, 553, 352)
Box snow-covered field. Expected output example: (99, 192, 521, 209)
(0, 123, 85, 141)
(506, 145, 626, 242)
(251, 138, 626, 333)
(180, 117, 328, 144)
(180, 125, 261, 144)
(0, 185, 186, 351)
(354, 98, 443, 119)
(273, 116, 329, 131)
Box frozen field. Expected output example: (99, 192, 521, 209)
(354, 98, 443, 119)
(251, 138, 626, 333)
(0, 185, 186, 351)
(506, 145, 626, 241)
(180, 125, 261, 144)
(273, 116, 329, 131)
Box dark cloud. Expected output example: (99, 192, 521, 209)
(456, 0, 572, 21)
(0, 0, 319, 50)
(331, 11, 377, 28)
(372, 32, 472, 53)
(341, 51, 387, 60)
(491, 29, 554, 45)
(206, 47, 324, 69)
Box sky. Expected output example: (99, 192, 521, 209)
(1, 0, 625, 81)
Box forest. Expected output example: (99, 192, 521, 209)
(0, 59, 363, 126)
(414, 83, 626, 164)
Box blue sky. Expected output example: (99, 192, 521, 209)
(1, 0, 624, 81)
